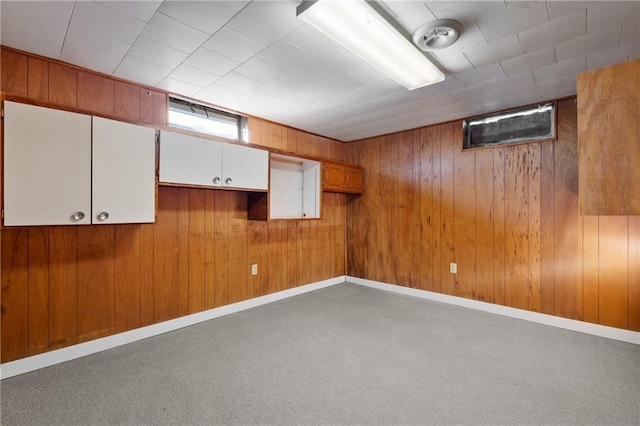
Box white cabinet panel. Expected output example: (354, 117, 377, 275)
(159, 131, 223, 187)
(222, 143, 268, 190)
(92, 117, 156, 224)
(4, 101, 92, 226)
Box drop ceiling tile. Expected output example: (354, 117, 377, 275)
(500, 46, 557, 77)
(0, 1, 73, 57)
(234, 58, 286, 84)
(158, 1, 238, 35)
(115, 55, 172, 87)
(273, 95, 313, 111)
(227, 1, 298, 46)
(196, 83, 242, 106)
(476, 1, 549, 42)
(455, 63, 506, 87)
(128, 37, 189, 69)
(215, 72, 262, 93)
(431, 50, 474, 75)
(0, 35, 60, 60)
(97, 1, 161, 22)
(348, 66, 388, 85)
(556, 26, 622, 62)
(464, 35, 524, 69)
(219, 1, 251, 13)
(285, 26, 362, 74)
(170, 64, 218, 87)
(586, 42, 640, 70)
(258, 39, 317, 71)
(141, 13, 209, 54)
(519, 10, 586, 53)
(559, 75, 577, 93)
(449, 83, 489, 101)
(71, 1, 146, 44)
(588, 2, 640, 32)
(261, 0, 303, 27)
(61, 22, 130, 75)
(487, 72, 537, 95)
(477, 91, 523, 110)
(278, 65, 330, 87)
(255, 79, 300, 98)
(621, 22, 640, 45)
(382, 1, 437, 33)
(547, 1, 601, 21)
(292, 86, 336, 103)
(533, 56, 586, 83)
(156, 77, 202, 97)
(185, 47, 240, 77)
(318, 74, 366, 94)
(203, 27, 266, 63)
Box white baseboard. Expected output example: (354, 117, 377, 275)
(0, 276, 346, 380)
(347, 276, 640, 346)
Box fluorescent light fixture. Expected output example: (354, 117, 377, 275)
(296, 0, 445, 90)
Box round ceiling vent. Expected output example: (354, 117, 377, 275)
(412, 20, 463, 51)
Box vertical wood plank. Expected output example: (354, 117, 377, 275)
(475, 149, 494, 302)
(176, 189, 190, 317)
(140, 89, 155, 125)
(214, 191, 230, 307)
(48, 63, 77, 108)
(204, 191, 217, 309)
(598, 216, 629, 329)
(48, 227, 78, 350)
(430, 127, 443, 294)
(139, 223, 155, 327)
(154, 187, 179, 322)
(188, 189, 206, 314)
(1, 48, 28, 96)
(77, 226, 115, 343)
(528, 143, 542, 312)
(114, 81, 141, 122)
(153, 91, 168, 126)
(539, 138, 555, 315)
(114, 225, 141, 334)
(28, 227, 50, 355)
(493, 148, 506, 305)
(453, 143, 475, 299)
(228, 193, 249, 303)
(397, 130, 415, 287)
(77, 71, 115, 116)
(628, 216, 640, 331)
(27, 56, 49, 101)
(582, 216, 599, 324)
(1, 229, 29, 362)
(417, 127, 434, 291)
(440, 123, 456, 296)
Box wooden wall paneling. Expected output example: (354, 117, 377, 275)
(140, 89, 155, 125)
(213, 191, 230, 307)
(582, 216, 599, 324)
(286, 220, 302, 288)
(598, 216, 629, 329)
(114, 81, 141, 122)
(247, 117, 262, 146)
(539, 137, 555, 315)
(504, 144, 529, 310)
(114, 225, 141, 334)
(334, 194, 347, 276)
(204, 191, 217, 309)
(527, 143, 542, 312)
(453, 141, 476, 299)
(77, 226, 115, 343)
(492, 148, 506, 305)
(176, 189, 190, 317)
(345, 140, 367, 278)
(48, 62, 77, 108)
(440, 123, 456, 296)
(381, 134, 400, 284)
(48, 227, 78, 349)
(416, 127, 433, 291)
(77, 71, 115, 117)
(553, 99, 581, 319)
(628, 216, 640, 331)
(475, 149, 494, 303)
(1, 229, 29, 362)
(153, 187, 179, 322)
(27, 56, 49, 101)
(153, 91, 168, 126)
(267, 221, 285, 292)
(397, 131, 415, 287)
(429, 126, 443, 294)
(139, 223, 155, 326)
(228, 193, 249, 303)
(1, 48, 28, 96)
(188, 189, 206, 314)
(28, 227, 50, 355)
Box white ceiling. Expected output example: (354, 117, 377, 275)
(1, 1, 639, 141)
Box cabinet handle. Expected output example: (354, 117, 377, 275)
(213, 176, 221, 184)
(97, 211, 110, 222)
(72, 211, 85, 221)
(225, 177, 232, 185)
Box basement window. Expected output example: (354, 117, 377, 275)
(463, 103, 555, 149)
(168, 97, 248, 141)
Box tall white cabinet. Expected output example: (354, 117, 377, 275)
(3, 101, 156, 226)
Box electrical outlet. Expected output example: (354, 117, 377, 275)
(450, 263, 457, 274)
(251, 264, 258, 275)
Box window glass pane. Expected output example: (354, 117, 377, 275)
(168, 97, 244, 141)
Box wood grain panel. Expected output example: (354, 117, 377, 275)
(77, 226, 115, 343)
(176, 189, 190, 317)
(204, 191, 217, 309)
(429, 126, 443, 294)
(114, 81, 141, 122)
(228, 193, 249, 303)
(492, 148, 506, 306)
(213, 191, 230, 307)
(139, 223, 155, 326)
(154, 187, 179, 322)
(48, 227, 78, 349)
(440, 123, 456, 296)
(453, 142, 475, 298)
(77, 71, 114, 116)
(114, 225, 141, 334)
(48, 62, 77, 107)
(417, 127, 435, 291)
(598, 216, 629, 329)
(397, 130, 415, 287)
(188, 189, 206, 314)
(1, 48, 28, 96)
(527, 143, 542, 312)
(1, 229, 29, 362)
(475, 150, 494, 302)
(539, 137, 555, 315)
(582, 216, 599, 324)
(628, 216, 640, 331)
(140, 89, 155, 125)
(153, 91, 167, 126)
(27, 56, 49, 101)
(28, 227, 50, 355)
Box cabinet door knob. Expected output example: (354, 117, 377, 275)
(72, 211, 85, 221)
(97, 211, 109, 221)
(225, 177, 232, 185)
(213, 176, 221, 184)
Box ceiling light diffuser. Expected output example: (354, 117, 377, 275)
(296, 0, 445, 90)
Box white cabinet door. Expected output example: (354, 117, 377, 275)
(92, 117, 156, 224)
(159, 131, 223, 187)
(3, 101, 91, 226)
(222, 143, 268, 190)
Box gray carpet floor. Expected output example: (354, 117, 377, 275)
(1, 282, 639, 425)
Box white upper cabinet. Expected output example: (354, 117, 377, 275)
(3, 101, 156, 226)
(92, 117, 156, 224)
(4, 101, 92, 226)
(159, 130, 268, 191)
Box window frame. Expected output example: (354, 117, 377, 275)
(168, 97, 248, 142)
